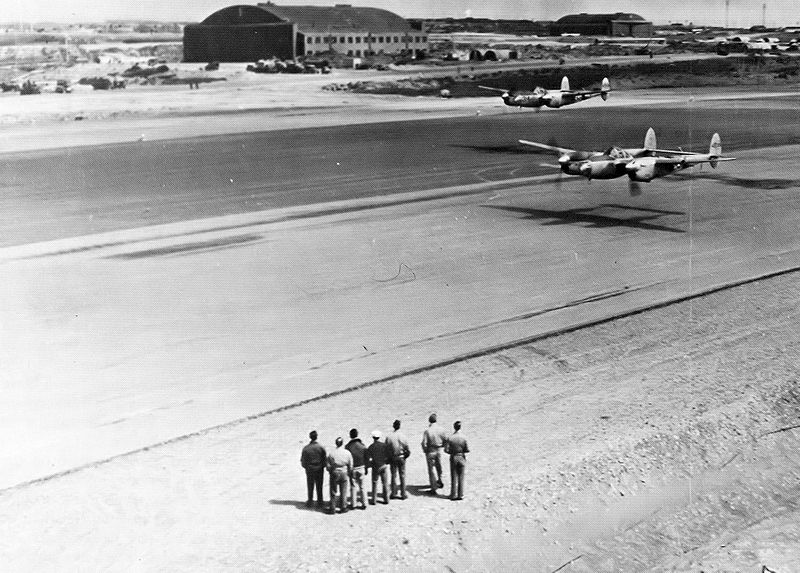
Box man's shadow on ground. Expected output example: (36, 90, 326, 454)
(405, 484, 450, 499)
(269, 484, 449, 511)
(268, 499, 324, 512)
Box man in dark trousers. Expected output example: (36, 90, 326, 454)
(345, 428, 368, 510)
(386, 419, 411, 499)
(366, 430, 391, 505)
(300, 430, 326, 508)
(446, 420, 470, 500)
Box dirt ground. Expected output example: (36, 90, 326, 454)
(1, 264, 798, 571)
(3, 66, 800, 569)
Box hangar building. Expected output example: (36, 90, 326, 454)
(552, 13, 653, 37)
(184, 2, 429, 62)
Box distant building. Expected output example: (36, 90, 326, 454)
(183, 2, 428, 62)
(417, 18, 552, 37)
(552, 13, 653, 37)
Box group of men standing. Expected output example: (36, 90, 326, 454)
(300, 415, 469, 514)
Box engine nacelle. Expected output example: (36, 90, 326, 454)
(626, 159, 656, 182)
(546, 93, 563, 108)
(578, 160, 618, 179)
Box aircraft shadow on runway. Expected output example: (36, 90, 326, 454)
(483, 203, 686, 233)
(449, 143, 534, 155)
(671, 172, 800, 190)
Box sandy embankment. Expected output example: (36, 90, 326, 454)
(1, 265, 798, 571)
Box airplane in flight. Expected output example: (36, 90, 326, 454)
(479, 76, 610, 109)
(519, 128, 735, 194)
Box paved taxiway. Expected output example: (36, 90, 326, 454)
(3, 101, 800, 488)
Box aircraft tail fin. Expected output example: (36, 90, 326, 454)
(600, 77, 610, 101)
(644, 127, 656, 152)
(709, 133, 722, 168)
(561, 76, 570, 91)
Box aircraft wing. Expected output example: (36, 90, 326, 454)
(478, 85, 509, 93)
(649, 147, 702, 156)
(562, 89, 602, 96)
(651, 156, 688, 164)
(518, 140, 578, 155)
(679, 156, 737, 165)
(651, 155, 736, 165)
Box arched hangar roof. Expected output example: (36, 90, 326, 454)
(200, 3, 412, 31)
(257, 3, 413, 31)
(201, 5, 284, 25)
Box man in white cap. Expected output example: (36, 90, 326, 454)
(366, 430, 391, 505)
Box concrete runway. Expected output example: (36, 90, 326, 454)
(3, 100, 800, 488)
(2, 98, 800, 246)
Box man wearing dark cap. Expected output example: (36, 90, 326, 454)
(366, 430, 391, 505)
(301, 430, 326, 508)
(445, 420, 469, 500)
(326, 436, 353, 514)
(421, 413, 448, 493)
(385, 419, 411, 500)
(345, 428, 368, 510)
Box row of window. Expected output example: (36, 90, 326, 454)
(307, 49, 407, 56)
(308, 35, 426, 45)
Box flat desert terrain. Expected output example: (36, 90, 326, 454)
(1, 74, 799, 571)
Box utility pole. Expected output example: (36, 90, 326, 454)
(762, 3, 766, 27)
(725, 0, 730, 28)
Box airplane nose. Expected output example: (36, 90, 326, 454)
(579, 163, 592, 175)
(625, 162, 639, 172)
(558, 154, 571, 165)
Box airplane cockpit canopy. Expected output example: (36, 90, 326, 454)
(604, 147, 631, 159)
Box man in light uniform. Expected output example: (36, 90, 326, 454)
(386, 419, 411, 500)
(421, 413, 448, 494)
(326, 436, 353, 514)
(446, 420, 469, 501)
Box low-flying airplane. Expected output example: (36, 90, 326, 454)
(519, 128, 735, 194)
(479, 76, 610, 109)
